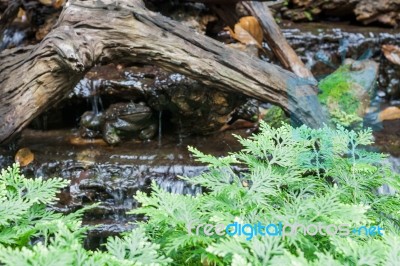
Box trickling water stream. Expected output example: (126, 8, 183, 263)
(158, 110, 163, 147)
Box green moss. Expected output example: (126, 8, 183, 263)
(262, 106, 290, 128)
(318, 65, 360, 119)
(265, 65, 367, 129)
(318, 65, 350, 103)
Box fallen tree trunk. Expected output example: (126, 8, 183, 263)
(0, 0, 327, 144)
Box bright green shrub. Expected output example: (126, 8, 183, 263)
(131, 122, 400, 265)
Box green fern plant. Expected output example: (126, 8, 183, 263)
(0, 163, 78, 247)
(0, 164, 171, 266)
(1, 122, 399, 265)
(0, 222, 171, 266)
(131, 122, 400, 265)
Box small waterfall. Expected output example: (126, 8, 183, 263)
(178, 118, 183, 146)
(42, 114, 48, 131)
(109, 188, 126, 222)
(338, 38, 349, 62)
(87, 79, 104, 114)
(157, 178, 202, 196)
(73, 78, 104, 115)
(158, 110, 162, 147)
(90, 95, 104, 115)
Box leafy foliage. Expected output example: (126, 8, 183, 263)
(0, 164, 170, 266)
(1, 122, 399, 265)
(131, 122, 400, 265)
(0, 164, 75, 246)
(0, 221, 171, 266)
(318, 65, 365, 128)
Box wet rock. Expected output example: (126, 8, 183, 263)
(0, 25, 29, 51)
(0, 148, 13, 167)
(83, 221, 136, 251)
(373, 115, 400, 157)
(355, 0, 400, 27)
(72, 64, 253, 136)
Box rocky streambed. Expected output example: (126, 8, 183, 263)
(0, 128, 253, 249)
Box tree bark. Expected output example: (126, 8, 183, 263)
(0, 0, 327, 144)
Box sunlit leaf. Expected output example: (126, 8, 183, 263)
(14, 148, 34, 167)
(225, 16, 263, 48)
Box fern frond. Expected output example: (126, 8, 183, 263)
(106, 227, 172, 265)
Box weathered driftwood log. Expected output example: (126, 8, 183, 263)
(0, 0, 327, 144)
